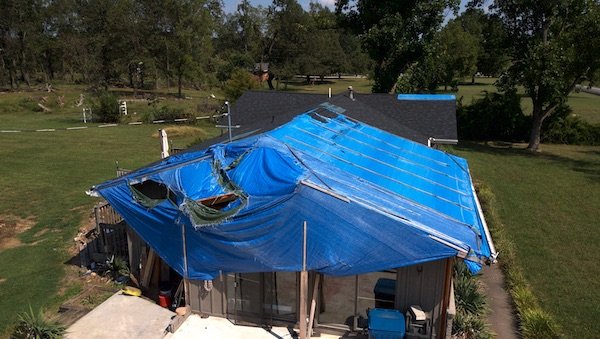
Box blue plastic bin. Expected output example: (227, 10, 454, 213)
(368, 308, 405, 339)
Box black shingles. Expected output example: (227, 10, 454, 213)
(190, 90, 456, 150)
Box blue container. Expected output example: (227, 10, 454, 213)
(368, 308, 405, 339)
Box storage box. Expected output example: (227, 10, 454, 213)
(368, 308, 405, 339)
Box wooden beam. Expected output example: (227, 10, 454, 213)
(141, 249, 156, 289)
(299, 270, 308, 339)
(307, 273, 320, 337)
(439, 258, 454, 339)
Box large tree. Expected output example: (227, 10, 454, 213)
(455, 8, 509, 80)
(437, 20, 479, 90)
(336, 0, 459, 93)
(493, 0, 600, 151)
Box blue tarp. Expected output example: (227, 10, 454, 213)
(91, 104, 494, 280)
(397, 94, 456, 101)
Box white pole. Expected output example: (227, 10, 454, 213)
(299, 221, 308, 339)
(328, 87, 331, 98)
(225, 101, 232, 142)
(159, 129, 170, 158)
(83, 108, 87, 124)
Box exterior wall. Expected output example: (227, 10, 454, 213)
(186, 258, 453, 338)
(396, 258, 451, 339)
(188, 273, 227, 316)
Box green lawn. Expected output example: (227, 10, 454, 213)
(448, 142, 600, 338)
(0, 86, 219, 335)
(442, 78, 600, 124)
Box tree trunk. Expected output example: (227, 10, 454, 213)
(444, 84, 448, 91)
(178, 72, 183, 98)
(527, 111, 544, 151)
(471, 74, 475, 84)
(527, 101, 556, 151)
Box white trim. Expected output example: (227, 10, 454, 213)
(471, 181, 498, 263)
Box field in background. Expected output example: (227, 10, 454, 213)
(0, 85, 220, 335)
(449, 142, 600, 338)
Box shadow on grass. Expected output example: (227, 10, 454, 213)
(452, 141, 600, 183)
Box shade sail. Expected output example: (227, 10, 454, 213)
(91, 104, 494, 280)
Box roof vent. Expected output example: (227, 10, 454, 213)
(348, 86, 355, 101)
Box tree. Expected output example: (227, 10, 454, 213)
(336, 0, 459, 93)
(493, 0, 600, 151)
(262, 0, 310, 86)
(437, 20, 479, 90)
(142, 0, 215, 97)
(455, 8, 510, 81)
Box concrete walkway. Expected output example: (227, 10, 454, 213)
(166, 314, 363, 339)
(479, 264, 520, 339)
(65, 292, 175, 339)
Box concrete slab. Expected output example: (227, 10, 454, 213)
(166, 314, 364, 339)
(65, 292, 175, 339)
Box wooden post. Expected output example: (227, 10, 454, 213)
(307, 273, 320, 337)
(439, 258, 454, 339)
(141, 249, 156, 289)
(299, 271, 308, 339)
(299, 221, 308, 339)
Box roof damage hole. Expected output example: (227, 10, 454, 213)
(198, 193, 239, 210)
(315, 108, 339, 119)
(308, 112, 327, 123)
(131, 180, 169, 200)
(130, 180, 177, 208)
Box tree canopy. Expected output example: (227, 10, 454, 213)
(492, 0, 600, 150)
(336, 0, 459, 93)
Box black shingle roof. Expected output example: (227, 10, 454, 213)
(190, 90, 456, 150)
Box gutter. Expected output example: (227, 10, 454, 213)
(427, 137, 458, 147)
(470, 180, 498, 263)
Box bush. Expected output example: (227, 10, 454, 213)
(92, 91, 120, 123)
(11, 305, 65, 339)
(457, 90, 530, 141)
(142, 105, 191, 123)
(541, 104, 600, 145)
(452, 261, 491, 339)
(223, 68, 259, 101)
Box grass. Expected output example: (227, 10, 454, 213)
(259, 76, 374, 95)
(447, 142, 600, 338)
(0, 85, 220, 336)
(440, 77, 600, 124)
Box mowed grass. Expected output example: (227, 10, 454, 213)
(440, 77, 600, 124)
(0, 86, 219, 335)
(448, 142, 600, 338)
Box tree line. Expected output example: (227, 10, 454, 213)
(0, 0, 371, 96)
(1, 0, 600, 150)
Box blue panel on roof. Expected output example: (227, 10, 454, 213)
(398, 94, 456, 101)
(91, 104, 493, 280)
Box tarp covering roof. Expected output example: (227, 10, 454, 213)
(91, 104, 494, 280)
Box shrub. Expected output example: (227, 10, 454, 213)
(11, 305, 65, 339)
(541, 104, 600, 145)
(91, 91, 120, 123)
(223, 68, 259, 101)
(457, 90, 530, 141)
(452, 261, 491, 339)
(142, 105, 191, 123)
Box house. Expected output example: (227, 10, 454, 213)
(89, 100, 495, 338)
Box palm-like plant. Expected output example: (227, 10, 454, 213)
(11, 305, 65, 339)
